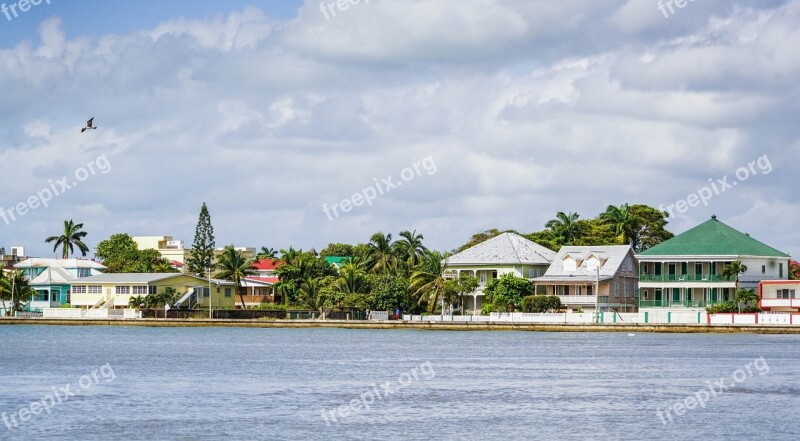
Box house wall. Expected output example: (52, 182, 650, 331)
(70, 275, 236, 309)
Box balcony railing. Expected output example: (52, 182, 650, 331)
(557, 296, 610, 305)
(761, 298, 800, 308)
(639, 274, 734, 283)
(639, 300, 713, 308)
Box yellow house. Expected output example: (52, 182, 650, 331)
(132, 236, 192, 273)
(70, 273, 236, 309)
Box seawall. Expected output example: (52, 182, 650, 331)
(2, 318, 800, 334)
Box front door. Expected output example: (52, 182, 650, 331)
(655, 289, 663, 306)
(668, 263, 676, 281)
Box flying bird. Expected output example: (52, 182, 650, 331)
(81, 118, 97, 133)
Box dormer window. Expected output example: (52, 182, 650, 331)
(563, 256, 577, 272)
(586, 257, 599, 272)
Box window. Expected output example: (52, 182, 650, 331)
(778, 289, 796, 299)
(480, 272, 487, 283)
(132, 286, 148, 295)
(762, 265, 766, 274)
(643, 290, 649, 299)
(624, 280, 629, 298)
(528, 268, 535, 278)
(149, 286, 157, 295)
(88, 286, 102, 294)
(695, 263, 703, 275)
(587, 285, 593, 296)
(563, 286, 570, 296)
(115, 286, 130, 295)
(73, 286, 87, 294)
(615, 281, 620, 296)
(78, 268, 91, 278)
(225, 288, 232, 298)
(780, 263, 784, 278)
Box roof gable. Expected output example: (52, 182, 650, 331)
(639, 216, 789, 258)
(537, 245, 634, 281)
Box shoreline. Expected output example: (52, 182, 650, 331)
(2, 318, 800, 334)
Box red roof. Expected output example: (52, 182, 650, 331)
(170, 260, 184, 267)
(246, 276, 279, 284)
(252, 259, 282, 270)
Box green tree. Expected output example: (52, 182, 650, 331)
(735, 287, 759, 313)
(600, 204, 641, 248)
(721, 260, 748, 295)
(45, 219, 89, 259)
(483, 273, 534, 311)
(546, 212, 583, 245)
(257, 247, 277, 259)
(320, 243, 355, 258)
(95, 234, 175, 273)
(522, 295, 562, 313)
(215, 245, 256, 309)
(791, 261, 800, 281)
(187, 203, 216, 275)
(396, 230, 427, 270)
(298, 278, 328, 314)
(0, 270, 35, 314)
(364, 232, 400, 275)
(368, 274, 412, 312)
(628, 204, 674, 252)
(409, 250, 449, 313)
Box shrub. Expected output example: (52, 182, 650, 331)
(522, 295, 563, 313)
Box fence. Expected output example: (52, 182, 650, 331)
(403, 311, 800, 326)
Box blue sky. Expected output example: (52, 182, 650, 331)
(0, 1, 303, 44)
(0, 0, 798, 259)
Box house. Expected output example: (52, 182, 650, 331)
(637, 215, 790, 311)
(69, 273, 236, 309)
(133, 236, 191, 273)
(325, 256, 351, 271)
(533, 245, 638, 312)
(14, 258, 106, 310)
(443, 232, 556, 313)
(759, 280, 800, 312)
(240, 258, 282, 306)
(1, 246, 27, 270)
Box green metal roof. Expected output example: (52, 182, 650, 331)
(639, 216, 789, 257)
(324, 256, 351, 266)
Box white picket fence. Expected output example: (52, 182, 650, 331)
(403, 311, 800, 326)
(42, 308, 142, 320)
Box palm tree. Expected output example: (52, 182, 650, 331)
(722, 261, 748, 310)
(409, 250, 449, 313)
(0, 270, 35, 314)
(258, 247, 277, 260)
(545, 212, 582, 244)
(45, 219, 89, 259)
(396, 230, 427, 269)
(364, 232, 400, 275)
(298, 278, 327, 315)
(215, 245, 257, 309)
(600, 204, 642, 248)
(735, 287, 758, 313)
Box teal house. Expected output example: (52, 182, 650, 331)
(14, 258, 106, 311)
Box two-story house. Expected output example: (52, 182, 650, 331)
(14, 258, 106, 310)
(534, 245, 638, 312)
(443, 232, 556, 313)
(637, 215, 790, 312)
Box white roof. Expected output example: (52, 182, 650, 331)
(535, 245, 633, 282)
(14, 258, 106, 270)
(29, 267, 76, 285)
(445, 232, 556, 266)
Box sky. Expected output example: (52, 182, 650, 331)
(0, 0, 798, 258)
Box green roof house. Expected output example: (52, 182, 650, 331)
(637, 215, 790, 310)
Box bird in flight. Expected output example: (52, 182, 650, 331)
(81, 117, 97, 133)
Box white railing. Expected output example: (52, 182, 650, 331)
(761, 298, 800, 308)
(42, 308, 143, 320)
(368, 311, 389, 320)
(558, 296, 599, 305)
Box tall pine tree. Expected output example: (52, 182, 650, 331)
(187, 202, 216, 275)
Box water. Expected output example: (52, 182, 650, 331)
(0, 326, 798, 440)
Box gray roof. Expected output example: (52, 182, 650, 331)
(445, 232, 556, 266)
(15, 258, 106, 270)
(534, 245, 633, 283)
(30, 267, 75, 285)
(72, 273, 207, 284)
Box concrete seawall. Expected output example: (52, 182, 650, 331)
(2, 318, 800, 334)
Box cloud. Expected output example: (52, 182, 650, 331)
(0, 0, 798, 259)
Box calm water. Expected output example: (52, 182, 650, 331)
(0, 326, 799, 440)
